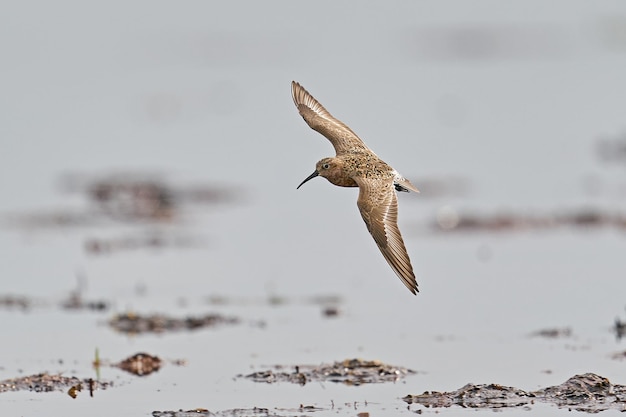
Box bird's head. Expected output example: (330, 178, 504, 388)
(297, 157, 345, 189)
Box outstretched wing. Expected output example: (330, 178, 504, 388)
(356, 178, 418, 295)
(292, 81, 368, 155)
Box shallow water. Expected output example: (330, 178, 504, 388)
(1, 1, 626, 416)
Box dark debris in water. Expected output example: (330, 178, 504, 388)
(611, 350, 626, 361)
(0, 291, 109, 313)
(0, 373, 111, 398)
(205, 293, 343, 319)
(615, 311, 626, 341)
(321, 305, 340, 318)
(0, 288, 108, 313)
(206, 293, 342, 307)
(243, 358, 416, 386)
(433, 206, 626, 233)
(3, 173, 240, 256)
(153, 405, 325, 417)
(61, 291, 109, 312)
(0, 295, 32, 311)
(62, 172, 239, 223)
(109, 312, 240, 335)
(404, 373, 626, 412)
(84, 233, 205, 256)
(530, 327, 572, 339)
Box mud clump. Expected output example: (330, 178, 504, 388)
(406, 383, 533, 409)
(0, 373, 111, 398)
(243, 358, 416, 386)
(153, 406, 325, 417)
(94, 352, 186, 377)
(404, 373, 626, 412)
(109, 312, 240, 335)
(537, 373, 615, 408)
(114, 352, 163, 376)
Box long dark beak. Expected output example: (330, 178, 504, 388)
(297, 171, 319, 189)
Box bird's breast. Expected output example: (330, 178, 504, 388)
(326, 174, 358, 187)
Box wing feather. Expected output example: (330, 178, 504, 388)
(356, 178, 418, 294)
(292, 81, 368, 155)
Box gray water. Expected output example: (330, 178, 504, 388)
(1, 1, 626, 415)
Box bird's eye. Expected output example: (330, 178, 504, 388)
(322, 163, 330, 169)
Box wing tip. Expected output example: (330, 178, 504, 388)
(291, 81, 306, 103)
(291, 80, 299, 104)
(291, 80, 316, 111)
(402, 275, 419, 295)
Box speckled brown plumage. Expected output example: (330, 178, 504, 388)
(292, 81, 419, 295)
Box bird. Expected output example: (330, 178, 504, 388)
(291, 81, 419, 295)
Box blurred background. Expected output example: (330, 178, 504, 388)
(1, 1, 626, 415)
